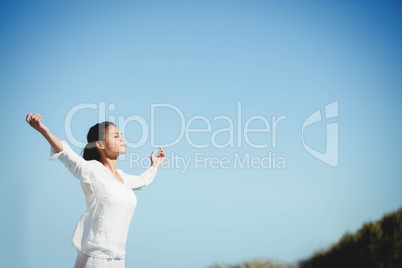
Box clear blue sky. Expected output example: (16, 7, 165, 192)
(1, 0, 401, 267)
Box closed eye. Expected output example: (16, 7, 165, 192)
(113, 131, 123, 137)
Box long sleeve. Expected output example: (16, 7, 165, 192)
(49, 139, 94, 184)
(122, 166, 158, 190)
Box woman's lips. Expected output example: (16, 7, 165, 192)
(121, 144, 126, 147)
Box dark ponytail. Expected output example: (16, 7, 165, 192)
(82, 121, 115, 162)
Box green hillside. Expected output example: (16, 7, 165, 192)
(209, 206, 402, 268)
(299, 206, 402, 268)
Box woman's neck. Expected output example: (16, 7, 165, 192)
(101, 157, 118, 173)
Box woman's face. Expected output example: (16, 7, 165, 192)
(100, 125, 126, 158)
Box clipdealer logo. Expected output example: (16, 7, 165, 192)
(301, 100, 339, 167)
(64, 100, 339, 172)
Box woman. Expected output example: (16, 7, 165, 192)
(26, 112, 166, 268)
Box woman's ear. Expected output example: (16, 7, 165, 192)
(96, 141, 104, 149)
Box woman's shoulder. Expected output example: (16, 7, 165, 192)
(83, 159, 104, 171)
(86, 159, 102, 165)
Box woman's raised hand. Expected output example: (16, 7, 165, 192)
(26, 112, 49, 134)
(26, 112, 63, 152)
(150, 147, 166, 170)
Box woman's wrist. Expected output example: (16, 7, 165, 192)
(39, 127, 48, 135)
(150, 163, 158, 170)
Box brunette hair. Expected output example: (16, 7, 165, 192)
(82, 121, 115, 162)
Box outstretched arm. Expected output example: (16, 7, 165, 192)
(26, 112, 62, 153)
(124, 147, 166, 190)
(26, 112, 94, 183)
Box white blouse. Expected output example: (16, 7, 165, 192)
(49, 139, 158, 260)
